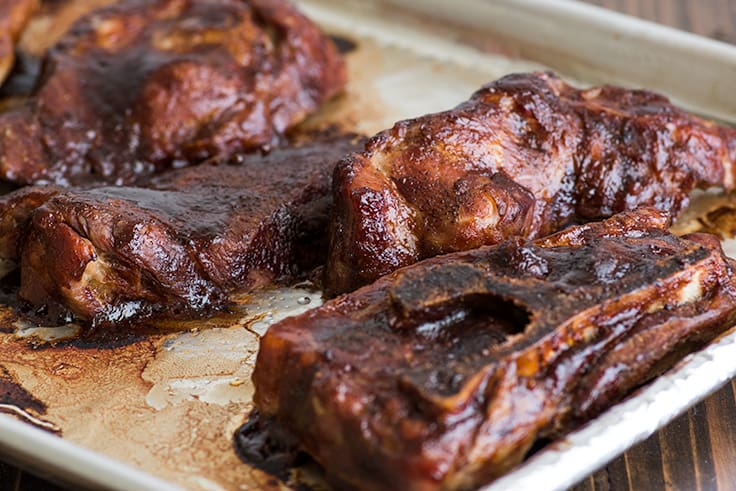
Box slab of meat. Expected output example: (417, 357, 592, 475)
(0, 0, 38, 87)
(325, 72, 736, 294)
(0, 135, 362, 327)
(0, 0, 346, 185)
(254, 209, 736, 491)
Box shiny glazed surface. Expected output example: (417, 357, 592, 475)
(256, 209, 736, 491)
(0, 0, 346, 185)
(0, 135, 362, 327)
(326, 72, 736, 294)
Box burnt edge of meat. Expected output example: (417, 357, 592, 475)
(254, 209, 736, 491)
(324, 71, 736, 294)
(234, 410, 344, 491)
(0, 134, 364, 329)
(234, 410, 304, 483)
(329, 34, 358, 54)
(0, 0, 347, 185)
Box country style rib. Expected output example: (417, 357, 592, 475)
(255, 209, 736, 491)
(325, 72, 736, 294)
(0, 0, 346, 185)
(0, 135, 362, 327)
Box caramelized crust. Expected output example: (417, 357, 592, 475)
(325, 72, 736, 294)
(0, 0, 346, 185)
(0, 135, 362, 326)
(254, 209, 736, 491)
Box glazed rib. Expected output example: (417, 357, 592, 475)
(325, 72, 736, 294)
(0, 135, 362, 326)
(254, 209, 736, 491)
(0, 0, 345, 185)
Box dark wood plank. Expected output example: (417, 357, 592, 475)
(589, 468, 612, 491)
(658, 411, 697, 490)
(704, 383, 736, 490)
(585, 0, 736, 43)
(0, 461, 68, 491)
(570, 2, 736, 490)
(606, 453, 632, 491)
(688, 400, 719, 490)
(0, 462, 21, 491)
(622, 432, 667, 490)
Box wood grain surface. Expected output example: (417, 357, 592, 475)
(2, 1, 736, 490)
(570, 5, 736, 491)
(586, 0, 736, 44)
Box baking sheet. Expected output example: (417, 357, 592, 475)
(1, 1, 736, 490)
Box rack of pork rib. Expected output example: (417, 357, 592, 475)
(1, 2, 736, 490)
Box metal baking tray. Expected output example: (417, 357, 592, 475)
(2, 0, 736, 490)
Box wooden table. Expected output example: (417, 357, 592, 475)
(2, 0, 736, 490)
(570, 5, 736, 491)
(575, 4, 736, 491)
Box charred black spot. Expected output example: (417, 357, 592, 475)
(233, 411, 303, 483)
(0, 53, 42, 99)
(524, 436, 554, 460)
(45, 329, 159, 350)
(329, 34, 357, 54)
(395, 292, 533, 399)
(389, 263, 532, 344)
(408, 293, 532, 345)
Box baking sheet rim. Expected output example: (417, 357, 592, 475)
(0, 413, 184, 491)
(1, 0, 736, 490)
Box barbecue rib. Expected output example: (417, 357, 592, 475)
(325, 72, 736, 294)
(0, 0, 37, 87)
(0, 135, 362, 326)
(254, 209, 736, 491)
(0, 0, 346, 185)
